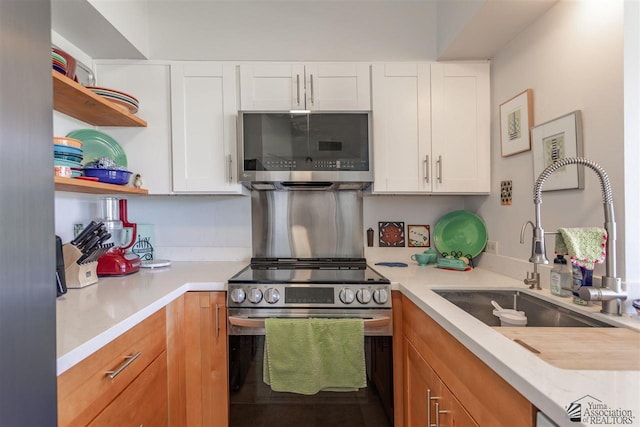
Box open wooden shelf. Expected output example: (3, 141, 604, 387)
(52, 71, 147, 127)
(54, 176, 148, 195)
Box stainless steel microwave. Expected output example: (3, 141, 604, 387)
(237, 111, 373, 184)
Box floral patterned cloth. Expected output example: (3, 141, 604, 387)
(555, 227, 607, 270)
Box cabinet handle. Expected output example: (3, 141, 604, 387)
(427, 388, 432, 427)
(434, 402, 451, 427)
(309, 74, 314, 105)
(296, 74, 301, 107)
(215, 303, 220, 338)
(424, 155, 430, 183)
(428, 389, 441, 427)
(436, 155, 443, 183)
(227, 155, 233, 183)
(105, 351, 142, 379)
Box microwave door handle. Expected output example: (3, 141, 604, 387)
(228, 316, 390, 329)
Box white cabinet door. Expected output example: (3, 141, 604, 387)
(371, 63, 431, 193)
(239, 63, 304, 111)
(171, 62, 243, 193)
(304, 63, 371, 111)
(431, 62, 490, 193)
(94, 61, 173, 194)
(239, 62, 370, 111)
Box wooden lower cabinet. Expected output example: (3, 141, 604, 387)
(398, 294, 535, 427)
(57, 308, 168, 427)
(88, 351, 168, 426)
(405, 339, 478, 427)
(183, 291, 229, 427)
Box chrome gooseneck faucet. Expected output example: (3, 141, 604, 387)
(529, 157, 626, 315)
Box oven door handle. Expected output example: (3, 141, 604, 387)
(228, 316, 391, 329)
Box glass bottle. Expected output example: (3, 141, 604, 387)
(550, 255, 572, 297)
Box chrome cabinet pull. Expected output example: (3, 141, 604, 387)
(424, 155, 430, 183)
(227, 155, 233, 183)
(427, 388, 432, 427)
(309, 74, 314, 105)
(436, 155, 443, 183)
(105, 351, 142, 379)
(434, 402, 450, 427)
(296, 74, 301, 107)
(215, 303, 220, 338)
(428, 391, 441, 427)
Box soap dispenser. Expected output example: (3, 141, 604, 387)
(550, 254, 572, 297)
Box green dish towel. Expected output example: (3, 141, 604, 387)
(263, 318, 366, 395)
(555, 227, 607, 269)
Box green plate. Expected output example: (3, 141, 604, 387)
(66, 129, 127, 168)
(433, 210, 488, 258)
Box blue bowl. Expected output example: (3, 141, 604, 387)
(83, 168, 132, 185)
(54, 144, 83, 155)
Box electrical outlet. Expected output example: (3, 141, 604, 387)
(485, 240, 498, 254)
(73, 223, 84, 238)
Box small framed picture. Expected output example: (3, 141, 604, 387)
(500, 89, 533, 157)
(532, 111, 584, 191)
(408, 225, 430, 247)
(378, 222, 405, 247)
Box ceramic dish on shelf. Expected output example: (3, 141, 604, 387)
(66, 129, 127, 168)
(85, 86, 139, 114)
(53, 136, 83, 149)
(53, 144, 83, 155)
(433, 210, 488, 259)
(82, 168, 132, 185)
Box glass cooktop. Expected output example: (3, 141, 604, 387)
(228, 258, 390, 285)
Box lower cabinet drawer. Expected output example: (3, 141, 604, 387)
(89, 351, 168, 427)
(58, 308, 167, 426)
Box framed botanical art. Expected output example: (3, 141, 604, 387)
(500, 89, 533, 157)
(532, 110, 584, 191)
(407, 225, 430, 247)
(378, 222, 405, 247)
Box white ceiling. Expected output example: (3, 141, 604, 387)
(52, 0, 559, 61)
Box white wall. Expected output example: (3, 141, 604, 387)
(624, 0, 640, 285)
(147, 1, 436, 61)
(465, 0, 631, 301)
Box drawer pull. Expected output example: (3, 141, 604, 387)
(105, 351, 142, 379)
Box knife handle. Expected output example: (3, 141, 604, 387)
(71, 221, 100, 247)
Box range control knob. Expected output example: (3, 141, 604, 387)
(247, 288, 263, 304)
(339, 288, 356, 304)
(230, 288, 246, 304)
(264, 288, 281, 304)
(373, 288, 389, 305)
(356, 288, 372, 304)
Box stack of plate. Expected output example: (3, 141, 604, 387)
(86, 86, 139, 114)
(54, 137, 83, 178)
(52, 50, 67, 75)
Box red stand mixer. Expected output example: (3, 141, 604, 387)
(96, 198, 141, 276)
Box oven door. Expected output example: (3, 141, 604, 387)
(227, 308, 394, 427)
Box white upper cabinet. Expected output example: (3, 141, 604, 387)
(239, 62, 371, 111)
(431, 62, 490, 193)
(94, 61, 172, 194)
(372, 63, 432, 193)
(171, 62, 243, 193)
(372, 61, 490, 194)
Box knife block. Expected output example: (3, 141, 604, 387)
(62, 244, 99, 288)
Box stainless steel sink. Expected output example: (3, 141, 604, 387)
(433, 289, 613, 327)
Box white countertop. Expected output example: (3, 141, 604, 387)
(56, 261, 246, 375)
(56, 260, 640, 427)
(370, 260, 640, 427)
